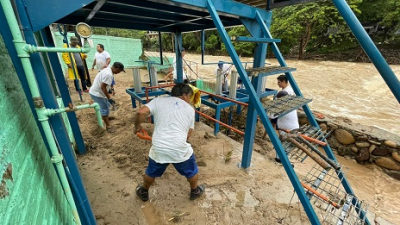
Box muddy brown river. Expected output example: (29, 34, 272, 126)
(179, 54, 400, 136)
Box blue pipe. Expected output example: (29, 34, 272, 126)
(40, 28, 87, 154)
(331, 0, 400, 104)
(65, 166, 92, 225)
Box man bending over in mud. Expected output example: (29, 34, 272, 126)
(134, 83, 205, 201)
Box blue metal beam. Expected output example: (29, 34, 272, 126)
(83, 4, 210, 26)
(242, 76, 262, 166)
(24, 0, 95, 31)
(158, 16, 212, 29)
(331, 0, 400, 103)
(241, 17, 269, 169)
(107, 0, 211, 19)
(83, 9, 182, 24)
(85, 0, 106, 22)
(163, 0, 270, 20)
(15, 0, 96, 224)
(56, 17, 175, 32)
(175, 31, 184, 83)
(39, 28, 87, 155)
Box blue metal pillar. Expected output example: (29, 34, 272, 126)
(174, 31, 184, 83)
(214, 107, 221, 135)
(241, 76, 262, 167)
(195, 107, 200, 122)
(241, 16, 271, 168)
(206, 0, 320, 223)
(236, 105, 242, 114)
(40, 28, 87, 154)
(14, 1, 95, 224)
(331, 0, 400, 104)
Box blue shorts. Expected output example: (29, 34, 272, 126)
(145, 154, 199, 178)
(90, 94, 110, 116)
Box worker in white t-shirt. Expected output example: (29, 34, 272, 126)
(89, 62, 125, 133)
(134, 83, 205, 202)
(276, 90, 299, 136)
(274, 75, 299, 163)
(91, 44, 116, 95)
(91, 44, 111, 72)
(270, 74, 295, 129)
(215, 61, 232, 92)
(274, 90, 299, 163)
(277, 74, 294, 95)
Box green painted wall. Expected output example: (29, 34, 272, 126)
(52, 33, 144, 72)
(0, 34, 76, 224)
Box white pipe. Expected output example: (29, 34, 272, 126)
(133, 67, 142, 93)
(215, 68, 223, 95)
(229, 70, 238, 99)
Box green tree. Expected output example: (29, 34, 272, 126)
(161, 33, 174, 52)
(358, 0, 400, 43)
(183, 32, 201, 52)
(222, 26, 256, 57)
(271, 0, 362, 59)
(205, 34, 219, 51)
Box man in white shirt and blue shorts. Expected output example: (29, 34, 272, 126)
(89, 62, 125, 132)
(134, 83, 205, 201)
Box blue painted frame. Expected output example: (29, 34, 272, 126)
(174, 31, 184, 83)
(14, 1, 96, 224)
(200, 92, 249, 135)
(39, 28, 87, 155)
(126, 88, 171, 108)
(25, 0, 95, 32)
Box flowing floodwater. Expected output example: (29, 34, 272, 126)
(179, 53, 400, 135)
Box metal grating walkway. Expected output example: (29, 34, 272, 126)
(264, 95, 312, 119)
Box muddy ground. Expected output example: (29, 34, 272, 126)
(71, 56, 400, 225)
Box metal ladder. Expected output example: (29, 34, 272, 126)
(205, 0, 369, 224)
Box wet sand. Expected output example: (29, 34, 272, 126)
(74, 54, 400, 224)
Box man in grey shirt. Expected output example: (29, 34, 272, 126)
(69, 36, 88, 92)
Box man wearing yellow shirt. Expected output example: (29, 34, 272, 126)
(62, 36, 89, 93)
